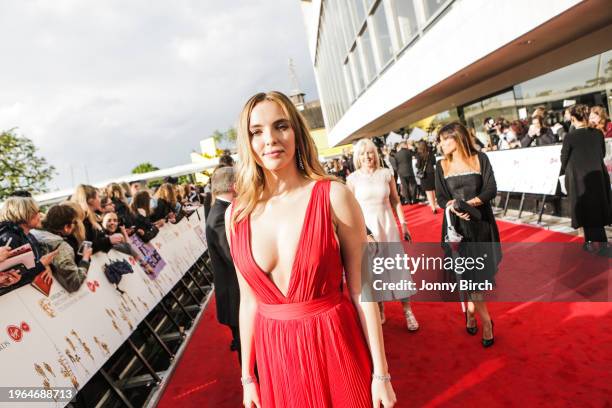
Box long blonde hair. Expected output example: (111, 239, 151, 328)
(155, 183, 177, 208)
(232, 91, 333, 226)
(70, 184, 102, 230)
(61, 201, 86, 244)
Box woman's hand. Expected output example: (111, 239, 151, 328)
(0, 246, 10, 262)
(466, 197, 483, 207)
(109, 233, 125, 245)
(242, 382, 261, 408)
(0, 270, 21, 288)
(40, 249, 59, 267)
(40, 267, 53, 285)
(372, 378, 397, 407)
(82, 247, 93, 262)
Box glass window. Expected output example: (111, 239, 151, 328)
(344, 62, 355, 102)
(514, 54, 604, 106)
(463, 90, 517, 144)
(352, 0, 366, 29)
(359, 25, 377, 83)
(372, 1, 393, 67)
(423, 0, 446, 21)
(393, 0, 419, 47)
(350, 47, 365, 94)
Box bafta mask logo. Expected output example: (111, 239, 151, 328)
(7, 325, 23, 342)
(87, 280, 100, 293)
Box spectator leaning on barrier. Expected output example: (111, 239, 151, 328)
(100, 195, 116, 215)
(31, 205, 91, 293)
(105, 183, 131, 225)
(0, 197, 57, 295)
(589, 105, 612, 139)
(102, 212, 154, 275)
(71, 184, 124, 253)
(152, 183, 178, 223)
(129, 190, 161, 242)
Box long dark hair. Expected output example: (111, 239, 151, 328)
(437, 122, 478, 161)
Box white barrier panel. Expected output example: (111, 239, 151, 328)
(0, 207, 207, 408)
(486, 145, 563, 195)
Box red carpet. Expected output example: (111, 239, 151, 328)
(157, 204, 612, 407)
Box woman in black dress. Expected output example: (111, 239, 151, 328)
(416, 140, 438, 213)
(435, 122, 502, 347)
(560, 104, 612, 253)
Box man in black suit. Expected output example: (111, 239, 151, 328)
(204, 166, 241, 360)
(394, 142, 417, 204)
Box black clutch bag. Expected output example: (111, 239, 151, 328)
(453, 200, 482, 221)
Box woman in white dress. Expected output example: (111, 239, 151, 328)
(347, 139, 419, 331)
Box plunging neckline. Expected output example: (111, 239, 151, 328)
(246, 180, 319, 300)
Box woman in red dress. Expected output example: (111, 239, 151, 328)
(226, 91, 396, 407)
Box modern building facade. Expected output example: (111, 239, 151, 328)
(300, 0, 612, 145)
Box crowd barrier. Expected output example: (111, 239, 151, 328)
(0, 207, 208, 408)
(484, 139, 612, 222)
(485, 139, 612, 195)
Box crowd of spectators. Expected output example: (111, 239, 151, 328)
(477, 104, 611, 151)
(0, 177, 207, 296)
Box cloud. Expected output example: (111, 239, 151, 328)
(0, 0, 318, 190)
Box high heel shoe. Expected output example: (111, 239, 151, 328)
(465, 311, 478, 335)
(482, 320, 495, 348)
(404, 309, 419, 332)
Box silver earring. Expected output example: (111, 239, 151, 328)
(297, 147, 305, 170)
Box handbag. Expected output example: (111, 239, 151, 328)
(453, 200, 482, 221)
(444, 206, 463, 243)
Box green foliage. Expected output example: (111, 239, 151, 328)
(0, 129, 55, 200)
(132, 162, 159, 174)
(211, 127, 237, 150)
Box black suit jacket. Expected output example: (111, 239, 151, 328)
(205, 199, 240, 327)
(395, 148, 415, 177)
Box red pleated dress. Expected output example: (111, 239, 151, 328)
(230, 180, 373, 407)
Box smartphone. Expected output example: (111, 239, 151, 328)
(77, 241, 93, 256)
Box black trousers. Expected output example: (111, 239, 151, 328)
(399, 175, 417, 203)
(583, 226, 608, 243)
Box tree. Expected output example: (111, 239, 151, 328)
(131, 162, 159, 174)
(211, 127, 237, 150)
(0, 129, 55, 200)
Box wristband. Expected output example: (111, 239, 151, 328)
(241, 376, 257, 386)
(372, 373, 391, 382)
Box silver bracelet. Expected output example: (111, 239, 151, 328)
(372, 373, 391, 382)
(241, 376, 257, 386)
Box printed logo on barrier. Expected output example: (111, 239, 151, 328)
(87, 280, 100, 293)
(7, 325, 23, 342)
(21, 321, 30, 332)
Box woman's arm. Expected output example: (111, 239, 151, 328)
(473, 153, 497, 205)
(388, 172, 408, 236)
(434, 161, 452, 208)
(559, 133, 572, 175)
(330, 181, 396, 407)
(224, 207, 261, 407)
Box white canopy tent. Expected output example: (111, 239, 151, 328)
(32, 160, 223, 207)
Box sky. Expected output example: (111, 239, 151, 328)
(0, 0, 318, 191)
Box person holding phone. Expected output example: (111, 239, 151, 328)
(347, 138, 419, 331)
(31, 204, 92, 293)
(0, 197, 58, 296)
